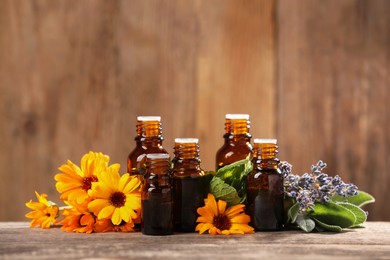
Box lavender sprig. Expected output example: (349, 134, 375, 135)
(280, 160, 358, 213)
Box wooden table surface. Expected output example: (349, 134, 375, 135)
(1, 222, 390, 259)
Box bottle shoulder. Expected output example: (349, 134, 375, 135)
(128, 146, 168, 160)
(248, 168, 282, 176)
(171, 167, 204, 178)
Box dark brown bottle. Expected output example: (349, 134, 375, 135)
(172, 138, 207, 232)
(141, 153, 173, 235)
(246, 139, 284, 231)
(127, 116, 168, 176)
(215, 114, 253, 170)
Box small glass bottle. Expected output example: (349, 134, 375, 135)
(172, 138, 206, 232)
(141, 153, 173, 235)
(127, 116, 168, 176)
(215, 114, 253, 170)
(246, 139, 284, 231)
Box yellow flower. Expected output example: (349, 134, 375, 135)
(88, 166, 141, 226)
(195, 193, 254, 235)
(54, 151, 119, 205)
(25, 191, 59, 229)
(61, 202, 95, 234)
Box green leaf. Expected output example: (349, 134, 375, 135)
(209, 176, 240, 207)
(310, 202, 356, 228)
(337, 202, 367, 227)
(330, 191, 375, 207)
(287, 203, 299, 224)
(215, 155, 252, 203)
(203, 171, 215, 185)
(296, 214, 316, 232)
(216, 155, 252, 184)
(312, 217, 343, 232)
(314, 224, 325, 232)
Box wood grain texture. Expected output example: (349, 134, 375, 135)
(196, 0, 276, 171)
(1, 222, 390, 259)
(277, 0, 389, 220)
(0, 0, 388, 221)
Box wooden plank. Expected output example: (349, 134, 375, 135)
(0, 222, 390, 258)
(0, 0, 388, 223)
(276, 0, 390, 220)
(0, 0, 200, 220)
(0, 0, 276, 221)
(196, 0, 276, 170)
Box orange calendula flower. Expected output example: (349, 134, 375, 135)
(61, 202, 95, 234)
(54, 151, 119, 205)
(25, 191, 59, 229)
(94, 219, 135, 232)
(195, 193, 254, 235)
(88, 166, 141, 226)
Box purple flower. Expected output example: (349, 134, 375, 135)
(280, 160, 359, 213)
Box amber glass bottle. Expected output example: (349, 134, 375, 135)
(215, 114, 253, 170)
(127, 116, 168, 176)
(246, 139, 284, 231)
(141, 153, 173, 235)
(172, 138, 207, 232)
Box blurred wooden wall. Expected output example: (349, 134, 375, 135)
(0, 0, 388, 221)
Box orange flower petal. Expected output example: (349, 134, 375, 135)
(230, 224, 254, 234)
(217, 199, 227, 215)
(230, 214, 250, 224)
(225, 204, 245, 218)
(205, 194, 218, 217)
(195, 223, 214, 234)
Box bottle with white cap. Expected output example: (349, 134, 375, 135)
(172, 138, 207, 232)
(215, 114, 253, 170)
(142, 153, 173, 235)
(246, 138, 284, 231)
(127, 116, 168, 176)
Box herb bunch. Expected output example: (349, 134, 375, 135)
(281, 160, 358, 213)
(280, 160, 375, 232)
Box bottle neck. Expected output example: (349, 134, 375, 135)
(172, 142, 202, 170)
(253, 143, 279, 170)
(225, 118, 250, 135)
(145, 156, 170, 175)
(173, 142, 200, 159)
(224, 134, 252, 144)
(136, 120, 163, 138)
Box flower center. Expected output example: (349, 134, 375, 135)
(81, 176, 98, 191)
(110, 192, 126, 207)
(213, 214, 231, 231)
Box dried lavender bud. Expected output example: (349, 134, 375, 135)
(283, 160, 359, 213)
(279, 161, 292, 178)
(298, 173, 315, 190)
(311, 160, 327, 174)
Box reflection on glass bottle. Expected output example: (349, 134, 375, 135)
(127, 116, 167, 176)
(216, 114, 253, 170)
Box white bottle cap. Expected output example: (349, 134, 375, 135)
(137, 116, 161, 121)
(254, 138, 277, 144)
(225, 114, 250, 120)
(174, 138, 199, 144)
